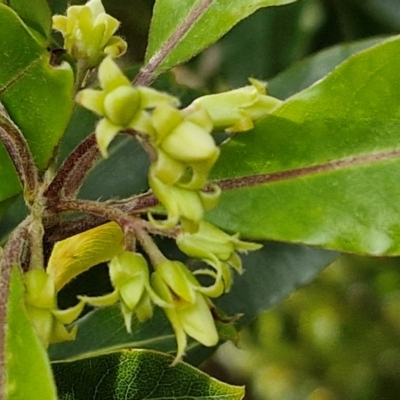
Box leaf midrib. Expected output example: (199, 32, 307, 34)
(215, 147, 400, 190)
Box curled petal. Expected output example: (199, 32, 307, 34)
(199, 184, 221, 210)
(52, 300, 85, 325)
(104, 36, 127, 58)
(76, 89, 106, 116)
(193, 268, 225, 298)
(98, 56, 131, 91)
(95, 117, 122, 158)
(78, 290, 120, 307)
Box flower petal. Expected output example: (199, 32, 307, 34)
(178, 292, 218, 347)
(98, 56, 130, 91)
(76, 89, 106, 116)
(95, 117, 122, 158)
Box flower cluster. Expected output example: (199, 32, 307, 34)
(177, 221, 262, 294)
(26, 0, 282, 361)
(78, 251, 221, 363)
(47, 217, 262, 362)
(79, 251, 169, 332)
(76, 54, 280, 233)
(52, 0, 127, 67)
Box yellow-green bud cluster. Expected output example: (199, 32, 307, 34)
(76, 56, 281, 232)
(79, 252, 219, 363)
(152, 260, 219, 363)
(76, 57, 178, 158)
(79, 251, 169, 332)
(53, 3, 281, 361)
(187, 78, 282, 132)
(177, 221, 262, 294)
(52, 0, 127, 67)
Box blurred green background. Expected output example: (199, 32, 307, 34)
(10, 0, 400, 398)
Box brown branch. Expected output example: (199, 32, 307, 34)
(44, 133, 100, 201)
(133, 0, 213, 86)
(44, 192, 160, 244)
(0, 217, 30, 399)
(0, 103, 39, 201)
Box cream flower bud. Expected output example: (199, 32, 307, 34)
(76, 57, 178, 157)
(24, 270, 84, 347)
(79, 251, 168, 332)
(152, 104, 217, 163)
(148, 166, 220, 232)
(52, 0, 127, 67)
(151, 260, 219, 363)
(177, 221, 262, 292)
(187, 78, 282, 132)
(103, 86, 141, 126)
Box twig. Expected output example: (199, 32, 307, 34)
(0, 217, 30, 399)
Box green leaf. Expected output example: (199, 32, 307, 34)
(49, 306, 177, 362)
(3, 0, 52, 41)
(49, 243, 336, 364)
(208, 35, 400, 256)
(0, 5, 74, 203)
(6, 266, 57, 400)
(53, 349, 244, 400)
(143, 0, 299, 80)
(268, 36, 387, 99)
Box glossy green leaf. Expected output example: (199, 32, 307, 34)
(49, 306, 176, 362)
(6, 267, 57, 399)
(144, 0, 299, 79)
(3, 0, 52, 41)
(53, 349, 244, 400)
(268, 36, 387, 99)
(208, 35, 400, 256)
(0, 5, 74, 203)
(49, 242, 336, 363)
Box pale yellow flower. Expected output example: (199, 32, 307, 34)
(52, 0, 127, 66)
